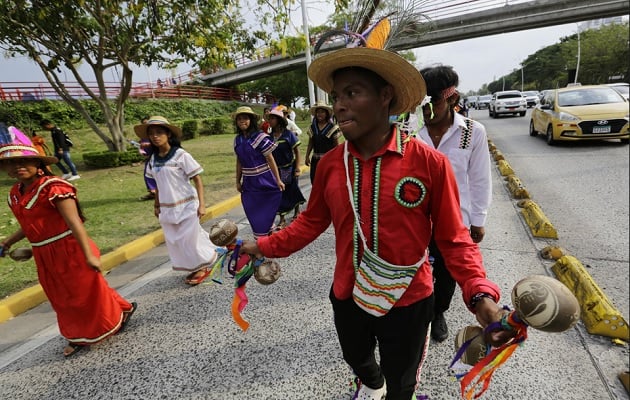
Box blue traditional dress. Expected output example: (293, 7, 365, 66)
(271, 129, 306, 217)
(234, 131, 282, 237)
(306, 119, 341, 183)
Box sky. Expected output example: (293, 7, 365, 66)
(0, 4, 588, 95)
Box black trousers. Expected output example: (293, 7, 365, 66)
(330, 289, 433, 400)
(429, 239, 456, 315)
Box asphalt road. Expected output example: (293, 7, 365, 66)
(0, 120, 628, 399)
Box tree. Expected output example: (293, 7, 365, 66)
(0, 1, 284, 151)
(240, 69, 309, 107)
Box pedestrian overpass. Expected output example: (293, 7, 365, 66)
(203, 0, 629, 86)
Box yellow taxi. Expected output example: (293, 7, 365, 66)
(529, 84, 629, 145)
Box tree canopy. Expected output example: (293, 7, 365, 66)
(0, 0, 291, 150)
(487, 22, 629, 93)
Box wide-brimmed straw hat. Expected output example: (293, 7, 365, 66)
(133, 116, 182, 139)
(0, 143, 58, 165)
(231, 106, 259, 121)
(308, 48, 426, 115)
(309, 100, 334, 116)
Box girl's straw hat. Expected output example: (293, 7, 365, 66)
(0, 143, 58, 165)
(308, 47, 426, 115)
(308, 100, 334, 116)
(231, 106, 259, 121)
(133, 116, 183, 139)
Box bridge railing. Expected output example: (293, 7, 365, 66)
(0, 81, 274, 104)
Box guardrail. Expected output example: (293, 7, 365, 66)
(0, 82, 274, 104)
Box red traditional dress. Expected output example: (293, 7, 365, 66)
(7, 176, 132, 345)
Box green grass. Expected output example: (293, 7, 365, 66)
(0, 117, 312, 299)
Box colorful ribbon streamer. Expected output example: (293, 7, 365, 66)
(451, 307, 529, 399)
(205, 239, 269, 331)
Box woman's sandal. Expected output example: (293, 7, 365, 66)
(184, 267, 213, 286)
(63, 342, 85, 358)
(117, 302, 138, 334)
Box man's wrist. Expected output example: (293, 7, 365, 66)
(469, 292, 496, 309)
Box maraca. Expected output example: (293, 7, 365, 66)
(9, 247, 33, 262)
(511, 274, 580, 332)
(209, 219, 238, 247)
(452, 275, 581, 399)
(253, 258, 281, 285)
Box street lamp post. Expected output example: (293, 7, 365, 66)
(301, 0, 316, 107)
(575, 24, 581, 84)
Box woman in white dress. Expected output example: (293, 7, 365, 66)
(134, 116, 219, 285)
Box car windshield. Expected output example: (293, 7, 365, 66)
(497, 93, 522, 99)
(522, 91, 538, 97)
(479, 95, 491, 101)
(611, 85, 629, 97)
(558, 88, 625, 106)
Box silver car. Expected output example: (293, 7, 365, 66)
(489, 91, 527, 117)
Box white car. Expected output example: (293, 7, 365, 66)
(521, 90, 540, 108)
(489, 91, 527, 118)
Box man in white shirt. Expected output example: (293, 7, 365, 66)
(418, 65, 492, 342)
(275, 105, 302, 136)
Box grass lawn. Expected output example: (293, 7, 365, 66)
(0, 117, 312, 299)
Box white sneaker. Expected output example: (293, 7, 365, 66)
(67, 175, 81, 181)
(61, 173, 72, 179)
(352, 379, 387, 400)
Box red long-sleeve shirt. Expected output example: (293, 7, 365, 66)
(258, 127, 499, 310)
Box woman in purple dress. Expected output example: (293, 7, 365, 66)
(233, 106, 284, 237)
(268, 109, 306, 229)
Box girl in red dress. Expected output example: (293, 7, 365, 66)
(0, 141, 136, 357)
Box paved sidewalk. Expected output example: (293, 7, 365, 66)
(0, 166, 627, 399)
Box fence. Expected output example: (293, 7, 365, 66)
(0, 81, 274, 104)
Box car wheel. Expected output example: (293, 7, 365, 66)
(546, 125, 556, 145)
(529, 120, 537, 136)
(621, 138, 629, 145)
(488, 108, 493, 117)
(519, 111, 526, 117)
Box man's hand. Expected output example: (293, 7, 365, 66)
(474, 297, 516, 347)
(470, 225, 485, 243)
(240, 240, 264, 259)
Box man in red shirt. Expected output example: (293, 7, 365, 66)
(241, 46, 513, 399)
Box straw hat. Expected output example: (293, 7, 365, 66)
(231, 106, 259, 121)
(0, 143, 58, 165)
(309, 100, 334, 116)
(133, 116, 182, 139)
(308, 48, 426, 115)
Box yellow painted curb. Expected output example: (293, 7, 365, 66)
(505, 175, 531, 199)
(520, 200, 558, 238)
(496, 159, 514, 176)
(493, 150, 505, 161)
(0, 194, 242, 324)
(552, 255, 630, 340)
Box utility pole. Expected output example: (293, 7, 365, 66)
(575, 24, 581, 84)
(301, 0, 316, 107)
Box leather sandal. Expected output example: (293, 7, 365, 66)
(184, 267, 212, 286)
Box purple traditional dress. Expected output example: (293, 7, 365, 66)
(272, 129, 306, 217)
(234, 131, 282, 237)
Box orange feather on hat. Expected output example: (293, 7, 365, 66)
(365, 18, 391, 49)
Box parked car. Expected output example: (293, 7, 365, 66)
(467, 96, 479, 109)
(521, 90, 540, 108)
(488, 90, 527, 117)
(606, 82, 629, 100)
(476, 95, 492, 109)
(529, 85, 630, 145)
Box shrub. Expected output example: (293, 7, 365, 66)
(83, 148, 144, 169)
(181, 119, 198, 140)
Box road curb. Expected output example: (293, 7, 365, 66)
(0, 194, 242, 324)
